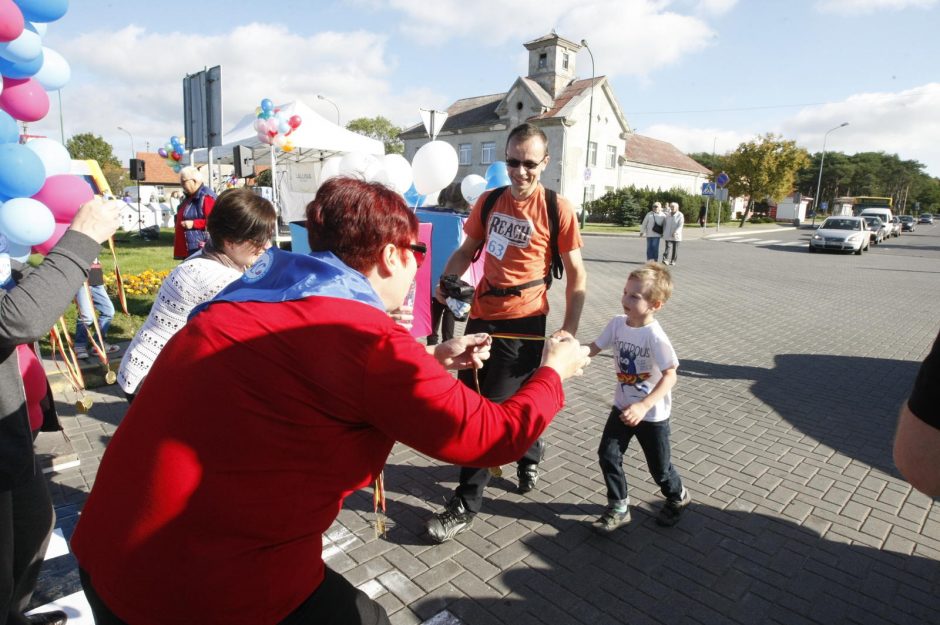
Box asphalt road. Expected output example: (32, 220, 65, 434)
(33, 221, 940, 625)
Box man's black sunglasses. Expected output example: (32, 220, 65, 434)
(505, 156, 546, 171)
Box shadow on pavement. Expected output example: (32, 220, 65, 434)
(678, 355, 919, 477)
(409, 501, 938, 625)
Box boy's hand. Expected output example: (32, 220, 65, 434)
(620, 402, 649, 426)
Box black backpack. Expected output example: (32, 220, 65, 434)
(470, 186, 564, 297)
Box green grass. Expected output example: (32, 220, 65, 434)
(37, 229, 179, 351)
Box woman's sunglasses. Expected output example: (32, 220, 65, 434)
(408, 242, 427, 267)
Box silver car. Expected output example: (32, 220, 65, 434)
(809, 216, 870, 255)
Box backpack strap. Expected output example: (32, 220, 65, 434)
(472, 185, 565, 298)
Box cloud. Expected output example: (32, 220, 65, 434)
(28, 23, 448, 159)
(380, 0, 719, 78)
(815, 0, 938, 15)
(642, 84, 940, 176)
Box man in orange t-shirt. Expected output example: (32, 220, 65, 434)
(427, 123, 587, 543)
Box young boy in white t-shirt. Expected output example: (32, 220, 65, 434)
(586, 262, 690, 530)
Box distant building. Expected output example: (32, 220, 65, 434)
(401, 32, 711, 208)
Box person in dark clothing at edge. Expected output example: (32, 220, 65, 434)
(1, 197, 121, 625)
(426, 122, 588, 543)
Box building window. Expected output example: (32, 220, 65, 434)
(562, 52, 569, 70)
(585, 184, 595, 202)
(538, 53, 547, 69)
(606, 145, 617, 169)
(458, 143, 472, 166)
(588, 141, 597, 167)
(481, 141, 496, 165)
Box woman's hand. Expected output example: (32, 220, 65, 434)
(181, 220, 194, 229)
(540, 335, 591, 380)
(389, 305, 414, 330)
(433, 333, 491, 370)
(68, 197, 122, 244)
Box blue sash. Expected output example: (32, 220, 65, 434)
(190, 247, 385, 318)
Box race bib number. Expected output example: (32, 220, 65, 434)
(486, 233, 510, 261)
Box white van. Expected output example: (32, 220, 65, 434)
(859, 208, 899, 238)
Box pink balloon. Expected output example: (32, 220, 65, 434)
(31, 222, 69, 256)
(32, 175, 95, 222)
(0, 0, 25, 43)
(0, 76, 50, 122)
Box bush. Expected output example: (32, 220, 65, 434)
(584, 185, 732, 225)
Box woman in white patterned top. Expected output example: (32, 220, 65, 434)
(117, 189, 276, 401)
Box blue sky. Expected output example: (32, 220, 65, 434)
(29, 0, 940, 175)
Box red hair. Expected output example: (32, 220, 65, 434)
(305, 177, 418, 273)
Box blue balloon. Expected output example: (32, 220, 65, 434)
(15, 0, 69, 24)
(0, 111, 19, 144)
(261, 98, 274, 113)
(5, 239, 32, 262)
(403, 183, 425, 208)
(0, 144, 46, 199)
(484, 161, 510, 189)
(0, 51, 43, 78)
(483, 161, 509, 182)
(0, 197, 55, 247)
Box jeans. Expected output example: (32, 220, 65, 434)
(1, 459, 55, 625)
(645, 237, 661, 262)
(663, 240, 679, 263)
(80, 566, 390, 625)
(597, 407, 683, 504)
(453, 315, 546, 513)
(75, 284, 114, 348)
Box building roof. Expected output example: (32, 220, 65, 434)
(623, 135, 712, 175)
(135, 152, 181, 185)
(529, 77, 602, 120)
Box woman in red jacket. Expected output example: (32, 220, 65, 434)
(173, 166, 216, 259)
(72, 177, 590, 625)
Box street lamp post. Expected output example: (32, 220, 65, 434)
(812, 122, 848, 225)
(317, 94, 341, 126)
(117, 126, 141, 235)
(580, 39, 594, 230)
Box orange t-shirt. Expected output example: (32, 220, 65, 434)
(464, 186, 582, 320)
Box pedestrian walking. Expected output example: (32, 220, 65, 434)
(662, 202, 684, 265)
(639, 202, 666, 261)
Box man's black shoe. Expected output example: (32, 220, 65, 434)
(426, 496, 474, 543)
(27, 610, 68, 625)
(517, 465, 540, 493)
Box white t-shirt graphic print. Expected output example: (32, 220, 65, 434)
(593, 316, 679, 422)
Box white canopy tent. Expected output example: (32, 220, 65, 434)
(194, 100, 385, 224)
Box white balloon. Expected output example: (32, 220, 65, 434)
(375, 154, 413, 195)
(0, 197, 55, 247)
(412, 141, 458, 196)
(338, 152, 375, 178)
(35, 47, 70, 90)
(460, 174, 487, 205)
(319, 156, 342, 184)
(424, 190, 440, 206)
(25, 138, 70, 176)
(363, 158, 385, 183)
(0, 25, 42, 64)
(29, 22, 48, 38)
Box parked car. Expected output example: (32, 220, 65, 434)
(809, 216, 869, 255)
(899, 215, 916, 232)
(920, 213, 934, 224)
(862, 215, 887, 245)
(860, 208, 899, 237)
(890, 216, 903, 236)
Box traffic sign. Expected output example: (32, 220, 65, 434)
(716, 172, 730, 187)
(701, 182, 716, 197)
(821, 201, 828, 210)
(583, 168, 592, 182)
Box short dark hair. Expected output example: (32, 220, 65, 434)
(305, 177, 418, 273)
(506, 123, 548, 152)
(207, 188, 276, 247)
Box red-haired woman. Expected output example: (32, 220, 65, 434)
(72, 177, 591, 625)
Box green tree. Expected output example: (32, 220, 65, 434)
(102, 162, 128, 197)
(723, 134, 810, 227)
(345, 116, 404, 155)
(687, 152, 722, 176)
(66, 132, 121, 168)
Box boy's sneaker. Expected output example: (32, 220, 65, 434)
(104, 343, 120, 354)
(75, 346, 89, 360)
(656, 488, 691, 527)
(592, 507, 630, 532)
(426, 497, 474, 544)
